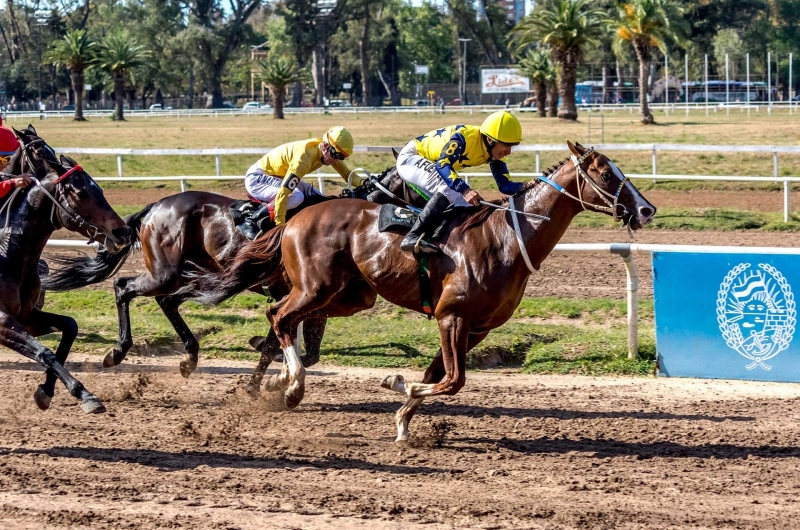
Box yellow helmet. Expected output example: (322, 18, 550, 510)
(480, 111, 522, 145)
(322, 126, 354, 158)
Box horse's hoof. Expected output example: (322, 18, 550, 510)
(248, 335, 267, 352)
(245, 383, 261, 397)
(103, 349, 122, 368)
(381, 374, 406, 394)
(34, 385, 52, 411)
(394, 436, 410, 448)
(179, 356, 197, 378)
(80, 396, 106, 414)
(284, 386, 305, 410)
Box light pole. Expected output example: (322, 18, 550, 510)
(34, 11, 49, 109)
(459, 38, 471, 106)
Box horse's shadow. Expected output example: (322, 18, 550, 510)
(460, 435, 800, 460)
(310, 400, 755, 423)
(1, 446, 445, 475)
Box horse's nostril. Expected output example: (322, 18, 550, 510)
(112, 226, 132, 241)
(639, 206, 654, 219)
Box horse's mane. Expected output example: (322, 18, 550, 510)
(460, 157, 570, 232)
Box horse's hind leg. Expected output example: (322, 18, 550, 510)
(300, 318, 327, 367)
(247, 329, 279, 394)
(156, 294, 200, 378)
(106, 274, 166, 368)
(23, 310, 79, 410)
(0, 311, 105, 414)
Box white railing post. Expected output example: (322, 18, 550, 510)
(784, 179, 791, 222)
(215, 152, 221, 176)
(535, 150, 540, 174)
(116, 154, 123, 178)
(317, 168, 325, 194)
(652, 145, 657, 183)
(611, 244, 639, 359)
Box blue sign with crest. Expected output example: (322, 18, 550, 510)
(654, 251, 800, 382)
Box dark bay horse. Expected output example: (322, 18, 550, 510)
(42, 167, 423, 389)
(0, 126, 131, 413)
(190, 142, 656, 443)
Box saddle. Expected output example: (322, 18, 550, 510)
(230, 199, 275, 240)
(377, 203, 451, 240)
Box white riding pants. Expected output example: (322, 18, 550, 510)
(244, 172, 319, 209)
(395, 140, 470, 207)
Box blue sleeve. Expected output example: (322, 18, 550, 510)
(490, 160, 523, 195)
(434, 132, 469, 193)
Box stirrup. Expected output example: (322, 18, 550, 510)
(413, 234, 440, 254)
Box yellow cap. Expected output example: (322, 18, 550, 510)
(479, 111, 522, 145)
(322, 126, 354, 157)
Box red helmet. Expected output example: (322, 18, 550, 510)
(0, 117, 18, 156)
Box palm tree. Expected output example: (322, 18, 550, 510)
(517, 49, 551, 118)
(94, 33, 149, 121)
(259, 55, 299, 119)
(613, 0, 689, 124)
(546, 61, 559, 117)
(43, 29, 95, 121)
(512, 0, 605, 121)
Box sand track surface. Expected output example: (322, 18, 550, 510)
(1, 353, 799, 529)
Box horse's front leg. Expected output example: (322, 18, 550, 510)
(0, 310, 105, 413)
(23, 309, 79, 410)
(156, 294, 200, 378)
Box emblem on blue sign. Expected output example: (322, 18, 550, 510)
(717, 263, 796, 370)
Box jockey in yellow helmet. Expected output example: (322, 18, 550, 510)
(396, 110, 524, 254)
(243, 126, 357, 236)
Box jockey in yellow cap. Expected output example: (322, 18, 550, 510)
(396, 110, 524, 254)
(242, 126, 357, 237)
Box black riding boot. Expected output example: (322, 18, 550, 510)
(240, 204, 272, 240)
(400, 193, 450, 254)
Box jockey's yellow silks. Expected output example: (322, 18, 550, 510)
(251, 139, 352, 224)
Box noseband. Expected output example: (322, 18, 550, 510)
(21, 138, 109, 246)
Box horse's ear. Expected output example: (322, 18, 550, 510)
(11, 126, 24, 140)
(574, 141, 588, 151)
(391, 147, 400, 160)
(567, 141, 584, 157)
(60, 154, 77, 168)
(27, 124, 37, 136)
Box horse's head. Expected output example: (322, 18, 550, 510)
(13, 125, 132, 252)
(567, 141, 656, 230)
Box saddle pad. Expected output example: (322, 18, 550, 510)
(378, 203, 417, 233)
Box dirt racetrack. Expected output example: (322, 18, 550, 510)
(1, 353, 799, 529)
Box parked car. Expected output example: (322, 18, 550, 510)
(413, 99, 430, 106)
(62, 104, 75, 111)
(242, 101, 262, 109)
(328, 99, 352, 108)
(148, 104, 173, 111)
(222, 102, 237, 109)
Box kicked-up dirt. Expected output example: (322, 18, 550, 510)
(0, 353, 799, 529)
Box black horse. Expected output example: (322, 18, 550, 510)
(0, 125, 131, 413)
(42, 166, 426, 391)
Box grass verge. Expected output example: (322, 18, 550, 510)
(39, 291, 656, 376)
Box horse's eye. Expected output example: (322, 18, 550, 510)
(75, 189, 89, 199)
(601, 171, 612, 182)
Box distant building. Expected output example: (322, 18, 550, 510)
(497, 0, 527, 24)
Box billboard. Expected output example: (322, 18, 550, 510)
(481, 69, 530, 94)
(653, 251, 800, 382)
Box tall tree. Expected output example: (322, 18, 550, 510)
(182, 0, 261, 108)
(517, 48, 551, 117)
(613, 0, 689, 124)
(259, 54, 298, 118)
(43, 29, 94, 120)
(512, 0, 606, 120)
(94, 32, 149, 120)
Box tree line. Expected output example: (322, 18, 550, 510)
(0, 0, 797, 122)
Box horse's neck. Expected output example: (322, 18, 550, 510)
(3, 189, 56, 264)
(512, 164, 583, 269)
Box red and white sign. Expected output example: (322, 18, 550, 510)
(481, 69, 530, 94)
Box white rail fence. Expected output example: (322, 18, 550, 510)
(50, 143, 800, 221)
(3, 101, 798, 120)
(43, 240, 800, 361)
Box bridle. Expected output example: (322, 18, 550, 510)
(537, 148, 632, 222)
(20, 138, 111, 246)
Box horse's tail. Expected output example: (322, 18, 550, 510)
(40, 203, 155, 291)
(186, 224, 288, 306)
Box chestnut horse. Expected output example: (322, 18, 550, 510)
(0, 126, 131, 413)
(190, 142, 656, 443)
(41, 166, 423, 390)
